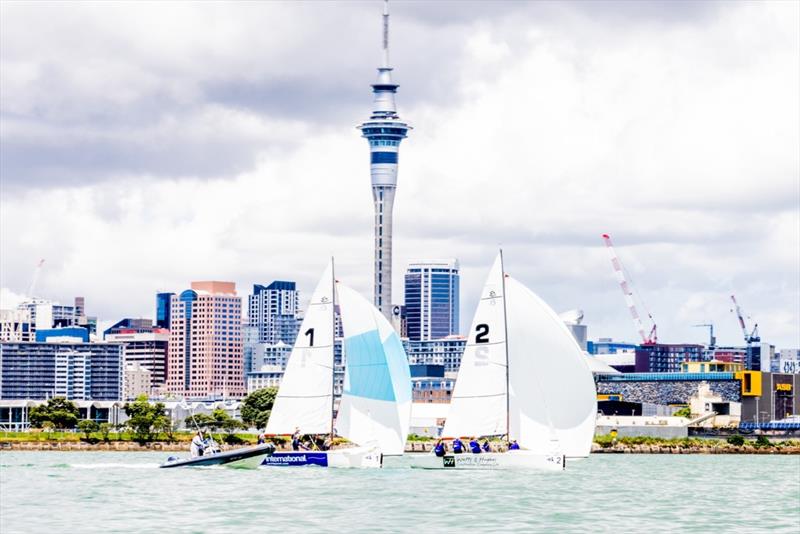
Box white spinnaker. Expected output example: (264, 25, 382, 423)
(442, 254, 508, 439)
(505, 276, 597, 457)
(266, 262, 334, 435)
(335, 283, 410, 455)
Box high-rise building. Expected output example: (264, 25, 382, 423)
(0, 341, 123, 400)
(404, 336, 466, 374)
(123, 362, 152, 400)
(0, 309, 33, 342)
(358, 0, 411, 318)
(155, 292, 174, 329)
(248, 282, 301, 345)
(404, 259, 460, 341)
(167, 281, 244, 399)
(104, 322, 169, 394)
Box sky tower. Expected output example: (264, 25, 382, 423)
(358, 0, 411, 319)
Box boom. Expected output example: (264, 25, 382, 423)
(602, 234, 657, 344)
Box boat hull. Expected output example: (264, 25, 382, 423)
(159, 443, 275, 469)
(409, 451, 565, 471)
(261, 444, 382, 468)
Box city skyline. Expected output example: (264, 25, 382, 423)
(0, 1, 798, 348)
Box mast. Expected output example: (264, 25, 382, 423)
(499, 249, 511, 442)
(330, 256, 337, 441)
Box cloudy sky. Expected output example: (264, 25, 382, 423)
(1, 1, 798, 348)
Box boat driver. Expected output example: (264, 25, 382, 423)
(191, 431, 205, 457)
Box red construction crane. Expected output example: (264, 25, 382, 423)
(602, 234, 657, 345)
(730, 294, 760, 345)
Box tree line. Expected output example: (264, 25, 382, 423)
(25, 387, 277, 445)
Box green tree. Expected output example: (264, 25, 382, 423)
(185, 413, 217, 431)
(77, 420, 99, 440)
(672, 406, 691, 418)
(727, 435, 745, 446)
(29, 397, 80, 429)
(123, 395, 167, 443)
(154, 415, 177, 442)
(98, 423, 112, 442)
(212, 409, 243, 435)
(240, 387, 277, 429)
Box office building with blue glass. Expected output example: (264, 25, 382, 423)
(0, 341, 123, 400)
(404, 259, 460, 341)
(248, 282, 301, 345)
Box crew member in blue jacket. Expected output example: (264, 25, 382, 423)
(508, 440, 520, 450)
(482, 440, 491, 452)
(469, 438, 481, 454)
(434, 440, 446, 457)
(452, 438, 465, 454)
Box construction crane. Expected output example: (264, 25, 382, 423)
(693, 323, 716, 348)
(730, 295, 760, 345)
(27, 259, 45, 298)
(601, 233, 657, 345)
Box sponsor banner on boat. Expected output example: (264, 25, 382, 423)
(442, 455, 499, 468)
(261, 453, 329, 467)
(440, 453, 564, 469)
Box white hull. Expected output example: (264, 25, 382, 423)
(328, 445, 383, 468)
(261, 444, 382, 468)
(409, 451, 565, 471)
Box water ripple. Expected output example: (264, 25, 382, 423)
(0, 452, 798, 533)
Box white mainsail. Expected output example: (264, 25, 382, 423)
(505, 276, 597, 457)
(442, 255, 508, 439)
(265, 261, 335, 436)
(335, 283, 411, 455)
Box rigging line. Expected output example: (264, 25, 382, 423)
(465, 340, 506, 348)
(452, 393, 506, 399)
(276, 394, 332, 399)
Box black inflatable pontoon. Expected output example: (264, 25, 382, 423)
(160, 443, 275, 468)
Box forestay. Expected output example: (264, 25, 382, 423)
(335, 283, 411, 455)
(266, 261, 335, 436)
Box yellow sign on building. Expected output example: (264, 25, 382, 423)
(735, 371, 762, 397)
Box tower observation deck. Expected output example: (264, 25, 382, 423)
(358, 0, 411, 319)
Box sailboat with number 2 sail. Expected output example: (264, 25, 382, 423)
(262, 259, 411, 468)
(411, 251, 596, 470)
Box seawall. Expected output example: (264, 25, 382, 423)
(2, 440, 799, 454)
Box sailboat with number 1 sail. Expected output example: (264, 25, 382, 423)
(262, 259, 411, 468)
(411, 251, 596, 470)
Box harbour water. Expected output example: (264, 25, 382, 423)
(1, 452, 798, 533)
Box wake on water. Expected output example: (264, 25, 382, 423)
(67, 463, 160, 469)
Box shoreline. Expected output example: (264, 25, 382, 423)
(2, 440, 799, 454)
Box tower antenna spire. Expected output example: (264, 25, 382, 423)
(382, 0, 390, 68)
